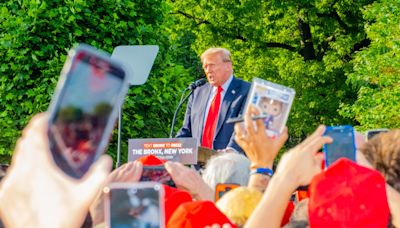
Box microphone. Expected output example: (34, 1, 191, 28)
(187, 78, 206, 90)
(169, 78, 207, 138)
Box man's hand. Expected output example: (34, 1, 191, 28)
(90, 160, 143, 225)
(165, 161, 213, 201)
(275, 125, 332, 189)
(0, 113, 112, 228)
(235, 104, 288, 169)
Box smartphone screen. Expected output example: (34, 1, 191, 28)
(323, 125, 356, 167)
(105, 183, 164, 228)
(215, 183, 240, 201)
(140, 165, 176, 188)
(48, 46, 127, 178)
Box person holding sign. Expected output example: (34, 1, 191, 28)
(176, 47, 250, 153)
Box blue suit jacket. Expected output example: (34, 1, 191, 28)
(176, 76, 250, 153)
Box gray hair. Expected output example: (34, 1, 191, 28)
(200, 47, 232, 63)
(202, 152, 250, 190)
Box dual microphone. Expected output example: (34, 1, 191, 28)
(187, 78, 206, 91)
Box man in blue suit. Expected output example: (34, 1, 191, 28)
(176, 47, 250, 153)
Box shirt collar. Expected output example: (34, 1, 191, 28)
(213, 75, 233, 93)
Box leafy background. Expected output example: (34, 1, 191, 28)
(0, 0, 399, 164)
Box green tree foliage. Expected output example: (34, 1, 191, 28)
(341, 0, 400, 130)
(168, 0, 376, 146)
(0, 0, 194, 164)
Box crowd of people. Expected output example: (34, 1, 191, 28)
(0, 47, 399, 227)
(0, 108, 399, 227)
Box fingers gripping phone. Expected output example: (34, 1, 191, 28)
(47, 44, 130, 178)
(323, 125, 356, 167)
(215, 183, 240, 201)
(140, 165, 176, 188)
(104, 182, 165, 228)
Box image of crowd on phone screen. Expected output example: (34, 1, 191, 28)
(0, 45, 399, 228)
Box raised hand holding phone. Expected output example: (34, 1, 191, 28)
(47, 44, 130, 178)
(104, 182, 164, 228)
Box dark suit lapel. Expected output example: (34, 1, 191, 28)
(215, 77, 239, 137)
(197, 84, 212, 139)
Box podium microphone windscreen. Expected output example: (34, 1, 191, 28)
(188, 78, 207, 90)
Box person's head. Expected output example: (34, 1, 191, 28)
(216, 187, 263, 226)
(202, 152, 250, 191)
(308, 158, 390, 228)
(258, 97, 283, 117)
(359, 129, 400, 191)
(201, 47, 233, 87)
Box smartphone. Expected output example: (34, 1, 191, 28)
(140, 165, 176, 188)
(366, 128, 389, 141)
(323, 125, 356, 167)
(47, 44, 130, 178)
(215, 183, 240, 201)
(104, 182, 164, 228)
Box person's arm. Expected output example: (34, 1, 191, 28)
(90, 161, 143, 226)
(234, 104, 288, 191)
(0, 113, 112, 228)
(247, 174, 271, 192)
(165, 161, 214, 201)
(245, 125, 332, 228)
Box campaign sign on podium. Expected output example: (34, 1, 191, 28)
(128, 138, 198, 164)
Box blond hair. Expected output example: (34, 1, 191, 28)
(200, 47, 232, 63)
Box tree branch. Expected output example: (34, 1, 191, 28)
(174, 10, 297, 52)
(297, 18, 316, 60)
(173, 10, 210, 25)
(351, 38, 371, 53)
(317, 11, 350, 31)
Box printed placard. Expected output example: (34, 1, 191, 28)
(128, 138, 198, 164)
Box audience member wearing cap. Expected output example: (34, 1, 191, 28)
(216, 187, 263, 226)
(163, 185, 193, 224)
(234, 104, 288, 193)
(167, 201, 236, 228)
(202, 152, 251, 191)
(137, 154, 167, 166)
(308, 158, 390, 228)
(245, 125, 332, 228)
(0, 113, 112, 227)
(90, 160, 143, 226)
(165, 161, 214, 201)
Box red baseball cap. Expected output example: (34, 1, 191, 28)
(308, 158, 390, 228)
(137, 155, 166, 166)
(167, 201, 236, 228)
(162, 185, 193, 225)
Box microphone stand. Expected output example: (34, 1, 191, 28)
(169, 89, 193, 138)
(116, 104, 123, 168)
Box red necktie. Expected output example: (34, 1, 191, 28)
(202, 86, 223, 149)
